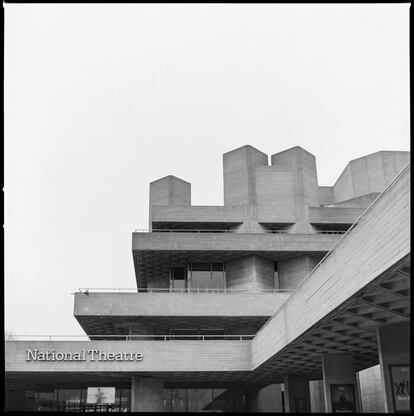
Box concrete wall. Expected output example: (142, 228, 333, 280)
(318, 186, 334, 206)
(278, 255, 321, 289)
(307, 206, 365, 224)
(358, 364, 385, 413)
(251, 165, 410, 368)
(328, 192, 379, 209)
(149, 176, 191, 207)
(223, 145, 268, 207)
(146, 271, 169, 289)
(6, 340, 251, 373)
(333, 151, 409, 203)
(74, 292, 291, 317)
(255, 166, 296, 222)
(133, 231, 340, 252)
(151, 205, 247, 224)
(257, 384, 283, 412)
(226, 256, 275, 290)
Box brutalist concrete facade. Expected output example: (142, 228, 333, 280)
(5, 145, 410, 413)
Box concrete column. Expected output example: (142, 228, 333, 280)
(322, 354, 361, 412)
(278, 255, 321, 289)
(283, 375, 311, 412)
(377, 322, 410, 413)
(358, 364, 385, 413)
(226, 255, 275, 290)
(131, 376, 164, 412)
(309, 380, 326, 412)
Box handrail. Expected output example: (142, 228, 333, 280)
(133, 228, 346, 235)
(5, 334, 254, 341)
(76, 288, 295, 294)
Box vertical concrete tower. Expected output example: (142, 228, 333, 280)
(270, 146, 319, 234)
(148, 175, 191, 229)
(223, 146, 275, 290)
(223, 145, 268, 232)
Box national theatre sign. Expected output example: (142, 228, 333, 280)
(26, 349, 144, 362)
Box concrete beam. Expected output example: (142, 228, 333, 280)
(74, 292, 291, 318)
(132, 232, 340, 253)
(307, 206, 365, 224)
(150, 205, 247, 224)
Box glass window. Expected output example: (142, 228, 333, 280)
(171, 389, 187, 412)
(119, 389, 131, 412)
(189, 262, 226, 290)
(164, 388, 236, 413)
(163, 389, 172, 412)
(171, 267, 187, 289)
(25, 391, 37, 411)
(211, 270, 225, 289)
(188, 389, 213, 412)
(191, 269, 211, 289)
(36, 392, 55, 412)
(212, 389, 232, 412)
(56, 389, 82, 412)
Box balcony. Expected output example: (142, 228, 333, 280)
(132, 230, 341, 286)
(132, 229, 341, 253)
(73, 289, 292, 337)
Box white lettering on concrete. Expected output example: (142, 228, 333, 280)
(26, 349, 144, 362)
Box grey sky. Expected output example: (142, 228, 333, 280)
(5, 4, 410, 335)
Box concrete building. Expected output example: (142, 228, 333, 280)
(5, 145, 410, 412)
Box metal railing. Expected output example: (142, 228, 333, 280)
(76, 287, 295, 294)
(134, 228, 289, 234)
(6, 334, 254, 341)
(134, 228, 346, 235)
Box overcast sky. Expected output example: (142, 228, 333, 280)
(5, 4, 410, 336)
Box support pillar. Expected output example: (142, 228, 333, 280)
(246, 387, 260, 412)
(309, 380, 326, 413)
(131, 376, 164, 412)
(322, 354, 361, 412)
(377, 322, 410, 413)
(283, 375, 311, 412)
